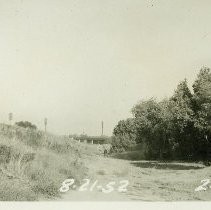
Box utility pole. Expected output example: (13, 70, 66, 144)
(101, 121, 104, 136)
(8, 113, 13, 125)
(44, 118, 47, 133)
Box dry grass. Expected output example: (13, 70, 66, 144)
(0, 123, 88, 201)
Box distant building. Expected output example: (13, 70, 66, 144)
(73, 135, 110, 145)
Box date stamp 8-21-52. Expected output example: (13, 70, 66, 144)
(59, 179, 129, 194)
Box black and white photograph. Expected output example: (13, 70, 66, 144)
(0, 0, 211, 205)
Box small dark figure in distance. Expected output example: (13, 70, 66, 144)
(104, 149, 108, 157)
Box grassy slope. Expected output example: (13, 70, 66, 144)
(0, 123, 93, 201)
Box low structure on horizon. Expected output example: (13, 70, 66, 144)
(69, 135, 110, 145)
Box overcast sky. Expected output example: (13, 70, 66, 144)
(0, 0, 211, 136)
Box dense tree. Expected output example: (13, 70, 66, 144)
(111, 118, 137, 151)
(192, 67, 211, 159)
(131, 99, 163, 158)
(112, 68, 211, 161)
(15, 121, 37, 130)
(168, 80, 195, 159)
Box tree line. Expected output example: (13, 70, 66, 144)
(111, 67, 211, 161)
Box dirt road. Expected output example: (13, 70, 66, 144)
(60, 155, 211, 201)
